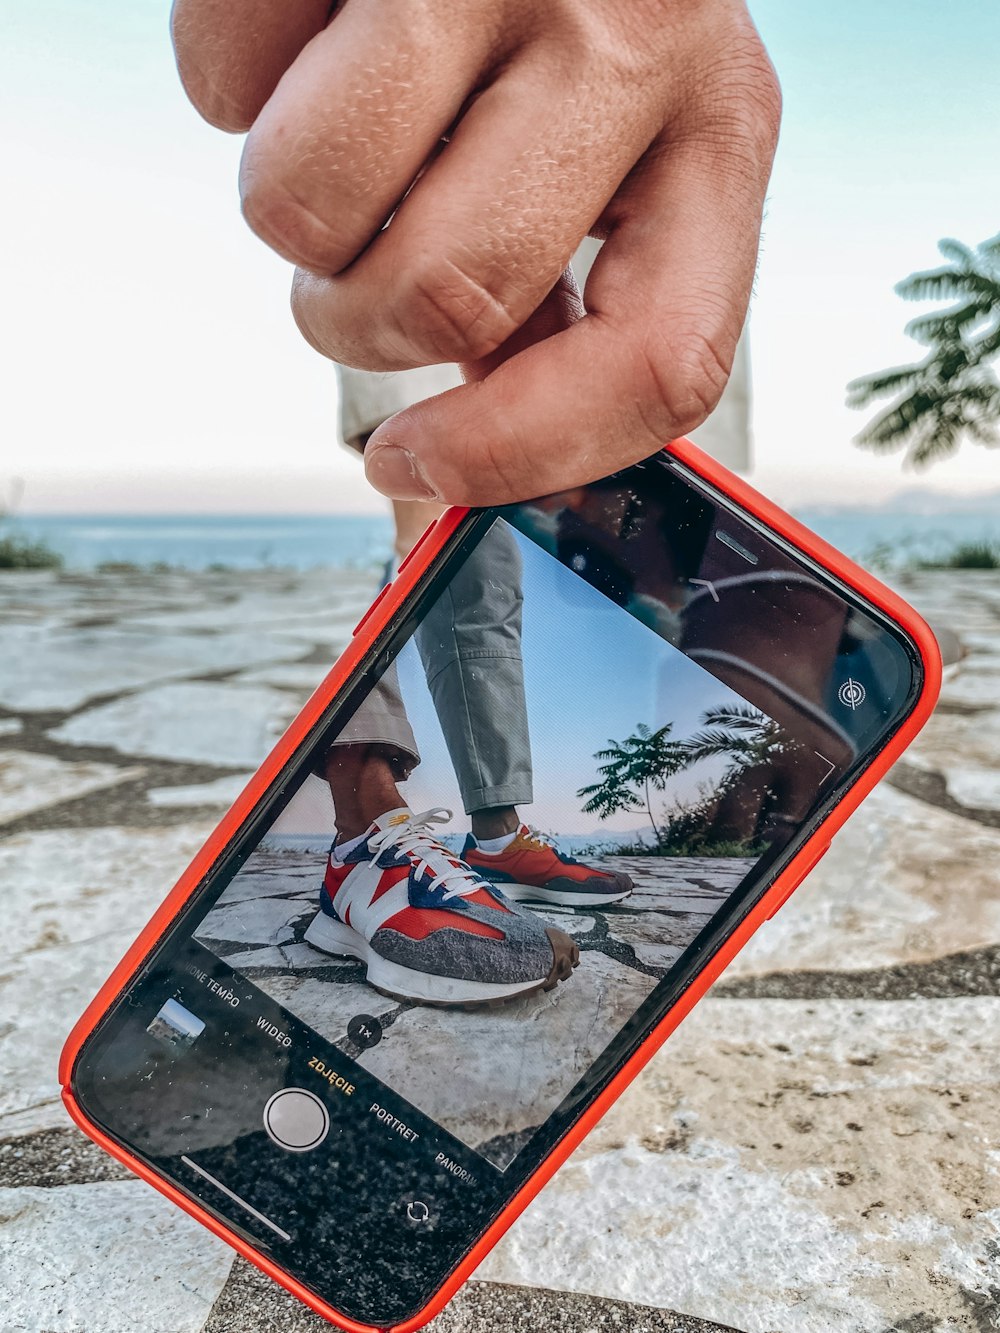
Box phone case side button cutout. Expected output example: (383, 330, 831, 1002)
(766, 841, 831, 920)
(352, 582, 394, 638)
(396, 518, 441, 575)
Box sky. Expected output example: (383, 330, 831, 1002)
(1, 1, 998, 513)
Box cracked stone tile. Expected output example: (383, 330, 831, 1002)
(200, 895, 310, 948)
(730, 782, 1000, 978)
(147, 773, 254, 809)
(943, 766, 1000, 811)
(253, 975, 401, 1042)
(0, 751, 144, 826)
(940, 664, 1000, 710)
(232, 663, 332, 692)
(124, 578, 372, 636)
(205, 853, 324, 905)
(896, 571, 1000, 638)
(479, 995, 1000, 1333)
(0, 825, 210, 1135)
(530, 909, 596, 936)
(0, 1180, 234, 1332)
(0, 624, 307, 713)
(50, 681, 300, 767)
(0, 1126, 132, 1188)
(604, 915, 691, 971)
(217, 941, 345, 971)
(358, 952, 656, 1168)
(906, 701, 1000, 776)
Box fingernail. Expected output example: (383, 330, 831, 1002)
(366, 444, 439, 500)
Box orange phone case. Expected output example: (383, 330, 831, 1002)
(60, 438, 943, 1333)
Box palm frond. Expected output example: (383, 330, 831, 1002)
(846, 363, 928, 408)
(904, 303, 995, 344)
(697, 712, 766, 738)
(937, 237, 976, 269)
(850, 231, 1000, 468)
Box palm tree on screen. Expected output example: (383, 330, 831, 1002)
(682, 704, 787, 776)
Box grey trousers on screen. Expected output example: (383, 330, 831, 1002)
(332, 522, 533, 814)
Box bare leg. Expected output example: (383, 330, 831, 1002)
(391, 495, 444, 562)
(471, 805, 519, 841)
(323, 744, 410, 843)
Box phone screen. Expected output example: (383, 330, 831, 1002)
(71, 458, 921, 1327)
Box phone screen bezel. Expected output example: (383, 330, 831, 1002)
(67, 454, 928, 1329)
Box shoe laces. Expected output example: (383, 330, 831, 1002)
(522, 825, 581, 864)
(368, 808, 487, 901)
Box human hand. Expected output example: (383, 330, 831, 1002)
(172, 0, 780, 505)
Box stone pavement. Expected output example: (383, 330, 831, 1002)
(1, 566, 998, 1332)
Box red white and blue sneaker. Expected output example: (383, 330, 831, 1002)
(303, 808, 579, 1007)
(462, 825, 633, 907)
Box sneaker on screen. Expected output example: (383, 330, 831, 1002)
(462, 825, 634, 907)
(304, 808, 578, 1007)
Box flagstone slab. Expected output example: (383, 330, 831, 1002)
(944, 766, 1000, 812)
(0, 623, 308, 714)
(904, 703, 1000, 779)
(0, 1180, 233, 1333)
(232, 663, 333, 692)
(894, 570, 1000, 638)
(359, 951, 656, 1168)
(146, 773, 255, 808)
(50, 682, 300, 768)
(0, 751, 143, 826)
(729, 782, 1000, 978)
(480, 995, 1000, 1333)
(0, 825, 210, 1135)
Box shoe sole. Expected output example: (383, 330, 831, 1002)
(303, 912, 579, 1008)
(498, 882, 633, 908)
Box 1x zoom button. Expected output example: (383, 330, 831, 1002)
(263, 1088, 330, 1152)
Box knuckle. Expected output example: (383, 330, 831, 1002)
(700, 34, 783, 161)
(637, 322, 734, 439)
(420, 414, 529, 506)
(400, 255, 523, 363)
(240, 162, 344, 272)
(737, 48, 783, 153)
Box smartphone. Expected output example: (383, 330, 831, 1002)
(61, 440, 940, 1332)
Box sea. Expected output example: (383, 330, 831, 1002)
(6, 502, 1000, 573)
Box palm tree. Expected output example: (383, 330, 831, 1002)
(683, 704, 787, 778)
(577, 723, 688, 841)
(847, 233, 1000, 467)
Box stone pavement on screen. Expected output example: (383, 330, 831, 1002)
(1, 566, 998, 1333)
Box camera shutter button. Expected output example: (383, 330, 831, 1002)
(263, 1088, 330, 1152)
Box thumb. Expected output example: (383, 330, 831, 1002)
(363, 269, 584, 501)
